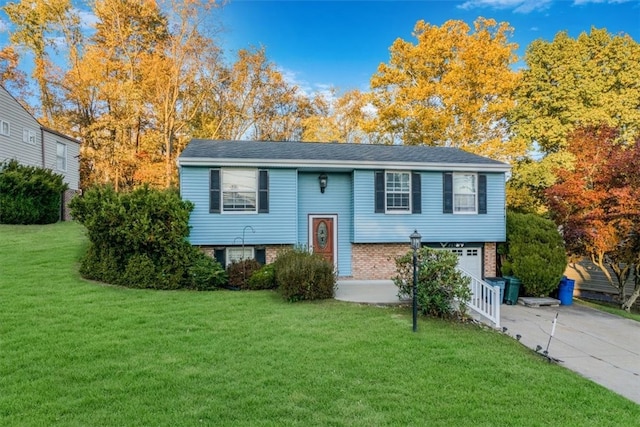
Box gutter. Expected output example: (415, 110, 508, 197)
(177, 157, 512, 173)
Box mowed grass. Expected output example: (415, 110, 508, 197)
(1, 223, 638, 426)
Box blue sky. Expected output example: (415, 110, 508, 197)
(218, 0, 640, 94)
(0, 0, 638, 97)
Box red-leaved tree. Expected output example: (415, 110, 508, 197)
(547, 126, 640, 311)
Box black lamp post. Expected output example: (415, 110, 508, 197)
(410, 230, 422, 332)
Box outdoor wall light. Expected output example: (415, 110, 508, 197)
(319, 173, 328, 193)
(410, 229, 422, 332)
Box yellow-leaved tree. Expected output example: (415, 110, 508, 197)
(370, 18, 523, 161)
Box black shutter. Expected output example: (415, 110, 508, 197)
(443, 172, 453, 213)
(258, 170, 269, 213)
(411, 172, 421, 214)
(210, 169, 221, 213)
(375, 171, 385, 213)
(214, 248, 226, 266)
(478, 174, 487, 214)
(255, 248, 266, 265)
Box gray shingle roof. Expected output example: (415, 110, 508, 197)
(179, 139, 509, 171)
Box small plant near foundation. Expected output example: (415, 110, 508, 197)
(227, 259, 262, 290)
(393, 247, 471, 319)
(274, 248, 336, 302)
(248, 264, 277, 290)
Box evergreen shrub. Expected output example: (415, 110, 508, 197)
(499, 211, 567, 297)
(248, 263, 277, 290)
(393, 247, 471, 319)
(0, 160, 68, 224)
(274, 248, 336, 301)
(70, 184, 225, 290)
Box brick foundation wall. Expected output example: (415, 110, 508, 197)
(353, 242, 499, 281)
(351, 243, 409, 280)
(265, 245, 293, 263)
(483, 242, 497, 277)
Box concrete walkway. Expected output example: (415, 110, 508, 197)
(335, 280, 640, 405)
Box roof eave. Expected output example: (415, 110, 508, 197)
(177, 157, 511, 172)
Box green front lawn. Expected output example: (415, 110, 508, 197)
(1, 223, 638, 426)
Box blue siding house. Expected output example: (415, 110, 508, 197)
(178, 140, 510, 280)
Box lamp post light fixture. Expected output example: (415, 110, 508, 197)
(410, 229, 422, 332)
(318, 173, 328, 193)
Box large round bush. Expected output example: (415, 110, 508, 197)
(500, 211, 567, 297)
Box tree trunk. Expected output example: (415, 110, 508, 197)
(621, 265, 640, 312)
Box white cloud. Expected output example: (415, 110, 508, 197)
(0, 18, 9, 33)
(573, 0, 632, 4)
(458, 0, 554, 13)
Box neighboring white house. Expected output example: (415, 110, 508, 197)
(0, 84, 81, 220)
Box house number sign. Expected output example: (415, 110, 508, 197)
(317, 221, 328, 249)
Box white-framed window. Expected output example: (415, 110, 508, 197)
(385, 171, 411, 212)
(453, 173, 477, 214)
(222, 169, 257, 213)
(23, 128, 36, 144)
(56, 142, 67, 171)
(1, 120, 10, 136)
(226, 247, 255, 266)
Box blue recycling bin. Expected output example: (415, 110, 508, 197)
(484, 277, 506, 304)
(558, 277, 575, 305)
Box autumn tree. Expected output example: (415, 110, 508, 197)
(511, 28, 640, 154)
(302, 89, 375, 144)
(191, 47, 313, 142)
(0, 46, 30, 106)
(63, 0, 169, 190)
(3, 0, 80, 125)
(547, 126, 640, 311)
(140, 0, 224, 188)
(370, 18, 522, 161)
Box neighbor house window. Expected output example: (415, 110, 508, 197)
(56, 142, 67, 171)
(385, 171, 411, 212)
(23, 128, 36, 144)
(210, 169, 269, 214)
(453, 173, 477, 213)
(226, 247, 255, 266)
(0, 120, 9, 136)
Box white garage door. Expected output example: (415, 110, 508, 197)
(447, 247, 482, 279)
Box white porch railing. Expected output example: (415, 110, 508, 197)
(457, 267, 501, 329)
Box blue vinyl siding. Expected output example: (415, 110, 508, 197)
(297, 172, 353, 277)
(181, 166, 298, 245)
(353, 170, 505, 243)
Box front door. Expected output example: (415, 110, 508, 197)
(310, 215, 336, 267)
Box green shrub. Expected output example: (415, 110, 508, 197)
(499, 211, 567, 297)
(70, 184, 208, 290)
(274, 248, 336, 302)
(188, 251, 227, 291)
(121, 253, 159, 289)
(248, 264, 277, 290)
(0, 160, 68, 224)
(226, 258, 262, 290)
(393, 247, 471, 319)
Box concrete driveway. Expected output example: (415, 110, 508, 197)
(500, 303, 640, 404)
(336, 280, 640, 405)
